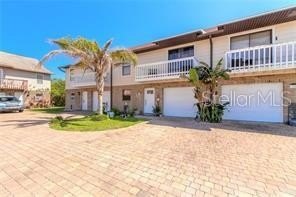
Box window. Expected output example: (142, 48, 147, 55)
(71, 93, 75, 100)
(168, 46, 194, 60)
(146, 90, 154, 94)
(69, 69, 75, 81)
(0, 69, 4, 81)
(122, 65, 131, 76)
(168, 46, 194, 73)
(230, 30, 272, 50)
(37, 73, 43, 84)
(122, 89, 131, 101)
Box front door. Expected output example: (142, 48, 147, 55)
(82, 91, 88, 110)
(144, 88, 155, 114)
(93, 91, 98, 111)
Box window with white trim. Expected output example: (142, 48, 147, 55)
(37, 73, 43, 84)
(122, 89, 131, 101)
(0, 69, 4, 81)
(168, 46, 194, 60)
(230, 30, 272, 50)
(122, 65, 131, 76)
(69, 69, 75, 81)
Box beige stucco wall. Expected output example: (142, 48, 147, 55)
(65, 21, 296, 88)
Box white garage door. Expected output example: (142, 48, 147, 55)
(222, 83, 283, 122)
(163, 87, 196, 117)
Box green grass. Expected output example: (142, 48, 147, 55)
(31, 107, 64, 114)
(50, 116, 145, 132)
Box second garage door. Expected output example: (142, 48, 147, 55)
(222, 83, 283, 122)
(163, 87, 196, 117)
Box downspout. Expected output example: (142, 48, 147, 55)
(209, 35, 213, 69)
(110, 65, 113, 110)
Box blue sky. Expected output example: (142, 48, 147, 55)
(0, 0, 295, 79)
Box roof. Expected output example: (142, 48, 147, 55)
(0, 51, 52, 74)
(132, 6, 296, 54)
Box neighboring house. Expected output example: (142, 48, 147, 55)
(64, 6, 296, 123)
(0, 51, 51, 107)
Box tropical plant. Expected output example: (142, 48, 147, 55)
(51, 79, 65, 106)
(152, 104, 161, 116)
(187, 59, 230, 122)
(40, 37, 137, 114)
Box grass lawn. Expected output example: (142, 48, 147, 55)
(50, 116, 145, 132)
(31, 107, 64, 114)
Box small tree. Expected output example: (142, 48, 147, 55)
(187, 59, 230, 122)
(51, 79, 65, 106)
(40, 37, 137, 114)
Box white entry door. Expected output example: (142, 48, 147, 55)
(103, 91, 111, 112)
(82, 91, 88, 110)
(144, 88, 155, 114)
(93, 91, 111, 112)
(14, 92, 24, 104)
(222, 83, 283, 122)
(93, 91, 98, 111)
(163, 87, 196, 117)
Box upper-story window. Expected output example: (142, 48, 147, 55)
(69, 69, 74, 81)
(168, 46, 194, 60)
(0, 69, 4, 81)
(122, 64, 131, 76)
(37, 73, 43, 84)
(230, 30, 272, 50)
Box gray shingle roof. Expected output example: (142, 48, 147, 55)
(0, 51, 52, 74)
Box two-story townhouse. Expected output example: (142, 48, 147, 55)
(64, 6, 296, 123)
(0, 51, 52, 107)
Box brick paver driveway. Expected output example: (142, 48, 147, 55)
(0, 111, 296, 197)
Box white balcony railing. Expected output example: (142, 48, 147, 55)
(0, 78, 28, 90)
(135, 57, 198, 81)
(225, 41, 296, 73)
(70, 72, 96, 87)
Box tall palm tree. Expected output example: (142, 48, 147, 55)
(40, 37, 137, 114)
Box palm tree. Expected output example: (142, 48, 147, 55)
(187, 59, 230, 122)
(40, 37, 137, 114)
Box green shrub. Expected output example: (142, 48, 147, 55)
(128, 108, 137, 117)
(196, 102, 229, 123)
(111, 108, 121, 116)
(152, 105, 161, 116)
(90, 114, 108, 121)
(50, 116, 66, 127)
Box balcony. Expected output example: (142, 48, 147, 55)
(0, 79, 28, 90)
(225, 41, 296, 73)
(70, 72, 96, 87)
(135, 57, 198, 81)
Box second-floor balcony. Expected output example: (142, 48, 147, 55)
(70, 72, 96, 87)
(225, 41, 296, 73)
(135, 57, 198, 81)
(0, 78, 28, 90)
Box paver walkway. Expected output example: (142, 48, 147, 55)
(0, 111, 296, 196)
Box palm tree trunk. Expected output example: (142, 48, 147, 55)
(95, 71, 105, 115)
(98, 93, 103, 115)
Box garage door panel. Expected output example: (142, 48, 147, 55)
(163, 87, 196, 117)
(222, 83, 283, 122)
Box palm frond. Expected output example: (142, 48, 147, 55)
(38, 49, 77, 66)
(102, 39, 113, 54)
(110, 49, 137, 65)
